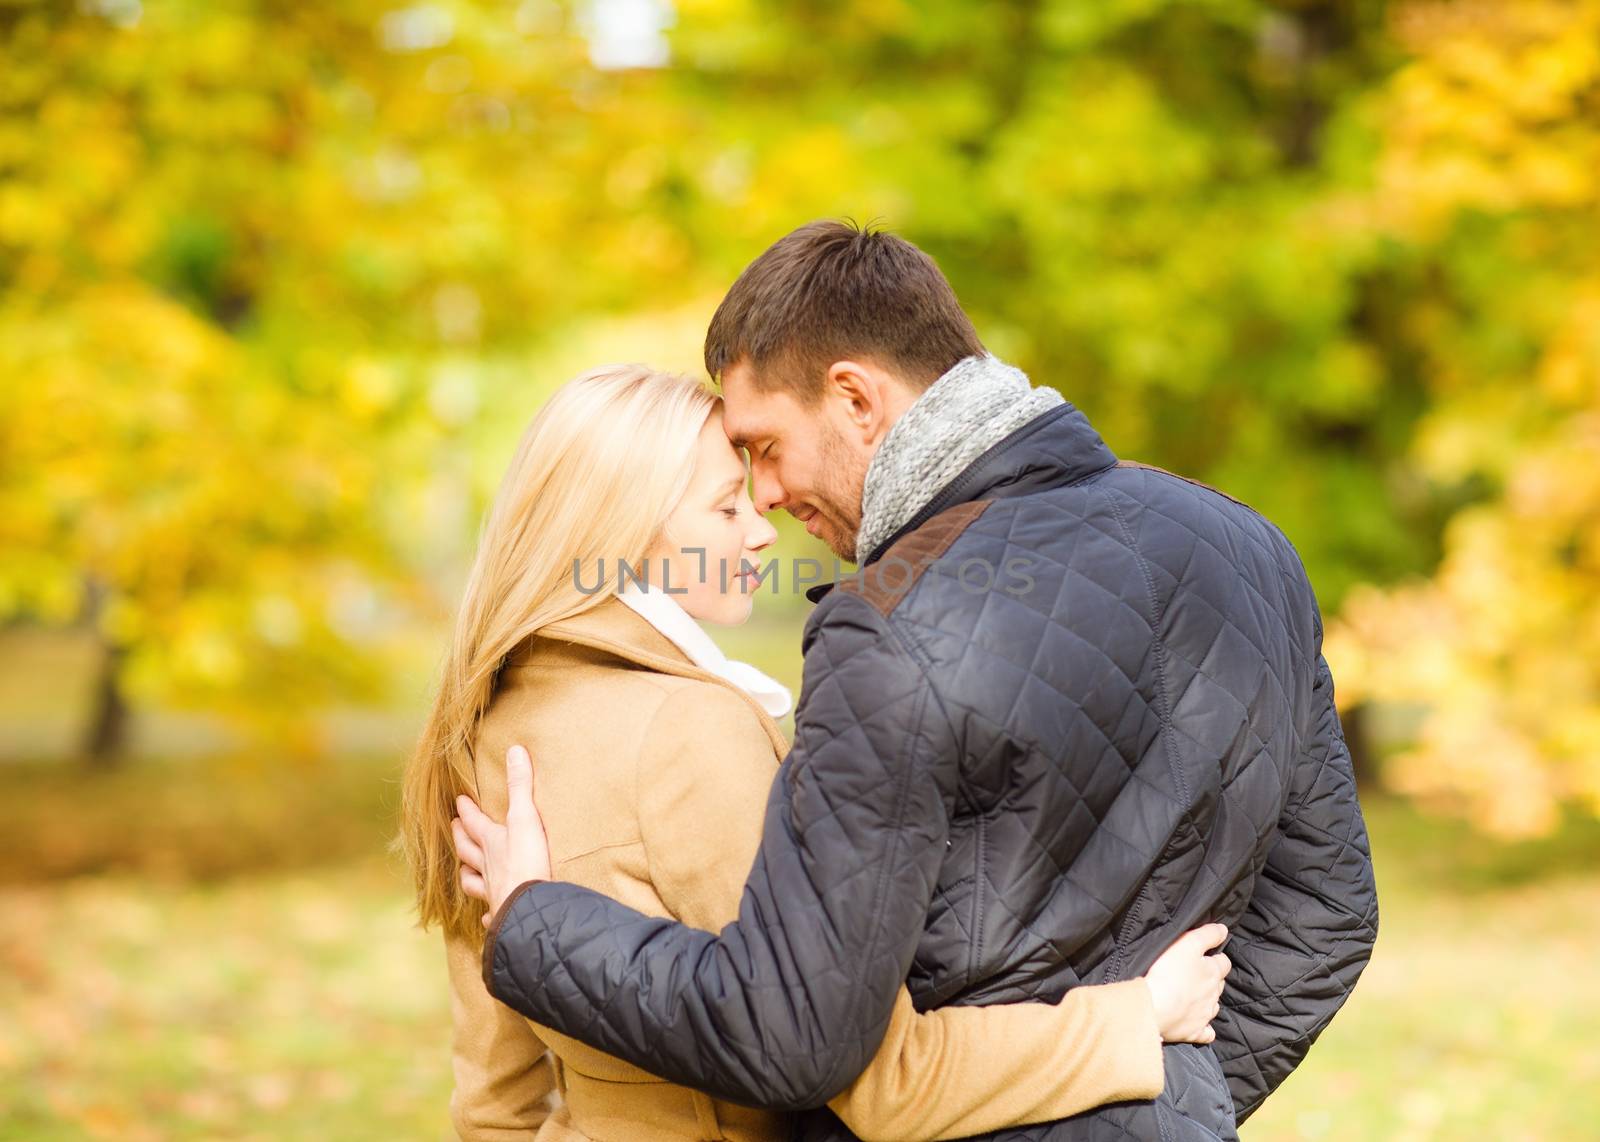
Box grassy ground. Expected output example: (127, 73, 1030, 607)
(3, 751, 1598, 1141)
(0, 857, 448, 1141)
(0, 755, 445, 1142)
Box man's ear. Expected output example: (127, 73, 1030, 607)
(825, 360, 909, 446)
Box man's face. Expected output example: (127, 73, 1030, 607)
(719, 361, 872, 563)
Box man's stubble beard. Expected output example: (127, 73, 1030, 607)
(814, 420, 867, 564)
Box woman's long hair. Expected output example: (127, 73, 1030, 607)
(400, 364, 718, 940)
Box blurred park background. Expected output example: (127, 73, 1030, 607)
(2, 0, 1599, 1138)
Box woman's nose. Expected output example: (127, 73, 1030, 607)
(747, 514, 778, 552)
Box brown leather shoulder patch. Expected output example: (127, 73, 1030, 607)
(841, 499, 993, 616)
(1115, 459, 1253, 511)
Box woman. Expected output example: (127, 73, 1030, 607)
(400, 364, 1231, 1141)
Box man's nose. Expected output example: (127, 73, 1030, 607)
(751, 465, 786, 515)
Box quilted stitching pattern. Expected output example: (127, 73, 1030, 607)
(486, 406, 1378, 1142)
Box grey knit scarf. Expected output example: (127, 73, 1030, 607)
(855, 354, 1064, 563)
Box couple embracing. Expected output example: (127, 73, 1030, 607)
(400, 220, 1379, 1141)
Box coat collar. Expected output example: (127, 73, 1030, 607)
(806, 403, 1119, 603)
(522, 597, 790, 756)
(618, 585, 792, 717)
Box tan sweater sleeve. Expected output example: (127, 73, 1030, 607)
(826, 979, 1164, 1141)
(445, 933, 560, 1140)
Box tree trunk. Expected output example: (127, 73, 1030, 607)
(83, 636, 129, 769)
(1341, 700, 1380, 791)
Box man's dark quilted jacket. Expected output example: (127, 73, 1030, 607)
(484, 402, 1379, 1140)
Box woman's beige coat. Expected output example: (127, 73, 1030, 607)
(447, 598, 1164, 1141)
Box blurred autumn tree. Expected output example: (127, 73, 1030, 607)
(0, 1, 715, 761)
(1327, 0, 1600, 836)
(2, 0, 1595, 830)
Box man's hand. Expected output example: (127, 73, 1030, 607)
(452, 744, 553, 925)
(1142, 923, 1231, 1044)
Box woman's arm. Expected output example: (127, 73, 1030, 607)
(444, 933, 559, 1141)
(828, 920, 1232, 1140)
(830, 918, 1236, 1140)
(827, 981, 1162, 1141)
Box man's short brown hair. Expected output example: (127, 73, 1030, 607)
(704, 220, 986, 402)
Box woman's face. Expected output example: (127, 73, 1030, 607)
(648, 409, 778, 626)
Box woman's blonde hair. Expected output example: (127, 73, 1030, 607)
(400, 363, 718, 940)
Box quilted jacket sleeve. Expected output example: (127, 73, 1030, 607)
(481, 591, 958, 1109)
(1212, 652, 1379, 1122)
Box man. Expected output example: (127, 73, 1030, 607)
(457, 220, 1378, 1140)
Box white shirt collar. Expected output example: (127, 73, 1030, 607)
(616, 584, 793, 718)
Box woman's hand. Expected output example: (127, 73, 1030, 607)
(452, 744, 554, 925)
(1142, 923, 1231, 1044)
